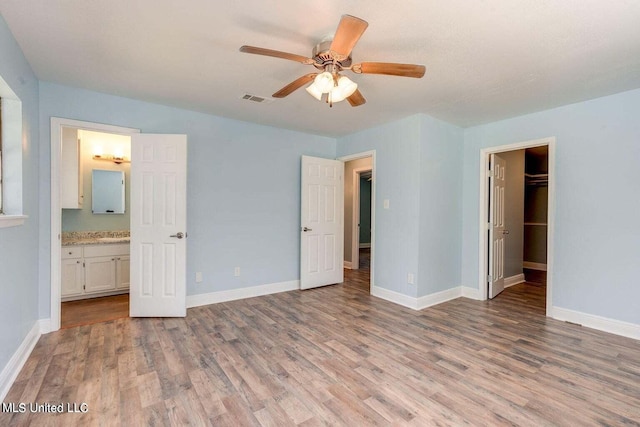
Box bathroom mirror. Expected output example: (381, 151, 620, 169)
(92, 169, 125, 214)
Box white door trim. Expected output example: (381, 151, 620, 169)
(50, 118, 139, 331)
(478, 137, 555, 316)
(351, 166, 372, 270)
(337, 151, 376, 293)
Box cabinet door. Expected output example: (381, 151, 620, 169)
(116, 256, 130, 289)
(61, 258, 84, 296)
(60, 127, 83, 209)
(84, 256, 116, 293)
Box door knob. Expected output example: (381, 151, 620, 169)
(170, 232, 184, 239)
(302, 227, 312, 232)
(502, 230, 510, 235)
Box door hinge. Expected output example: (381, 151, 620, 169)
(83, 262, 85, 267)
(487, 274, 492, 283)
(83, 285, 85, 290)
(487, 170, 494, 177)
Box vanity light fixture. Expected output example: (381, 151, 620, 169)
(92, 154, 130, 164)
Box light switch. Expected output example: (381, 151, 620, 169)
(195, 272, 203, 283)
(383, 199, 390, 209)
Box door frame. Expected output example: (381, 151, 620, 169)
(350, 166, 372, 270)
(478, 137, 555, 316)
(50, 117, 139, 332)
(337, 150, 376, 292)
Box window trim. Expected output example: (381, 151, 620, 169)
(0, 77, 26, 228)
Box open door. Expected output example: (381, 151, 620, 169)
(300, 155, 344, 290)
(130, 134, 187, 317)
(489, 153, 507, 298)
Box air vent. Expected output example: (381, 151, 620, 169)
(241, 94, 275, 104)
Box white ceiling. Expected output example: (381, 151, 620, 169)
(2, 1, 640, 137)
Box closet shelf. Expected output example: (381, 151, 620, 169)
(525, 173, 548, 186)
(524, 222, 547, 226)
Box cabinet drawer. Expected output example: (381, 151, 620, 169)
(83, 244, 130, 258)
(61, 246, 82, 259)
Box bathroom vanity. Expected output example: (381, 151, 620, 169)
(61, 232, 130, 301)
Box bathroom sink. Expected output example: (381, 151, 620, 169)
(97, 237, 129, 242)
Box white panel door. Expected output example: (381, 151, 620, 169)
(300, 156, 344, 290)
(489, 153, 507, 299)
(130, 134, 187, 317)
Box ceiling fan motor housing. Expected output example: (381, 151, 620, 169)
(312, 40, 352, 68)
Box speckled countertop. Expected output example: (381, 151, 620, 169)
(61, 230, 130, 246)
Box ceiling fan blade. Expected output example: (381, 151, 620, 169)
(330, 15, 368, 58)
(272, 73, 318, 98)
(347, 89, 366, 107)
(354, 62, 426, 78)
(239, 45, 314, 65)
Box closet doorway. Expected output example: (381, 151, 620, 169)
(479, 137, 555, 315)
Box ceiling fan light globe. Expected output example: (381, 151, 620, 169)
(305, 83, 323, 101)
(331, 76, 358, 102)
(314, 71, 334, 93)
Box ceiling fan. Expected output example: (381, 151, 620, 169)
(239, 15, 426, 107)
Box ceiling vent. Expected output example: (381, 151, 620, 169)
(241, 93, 275, 104)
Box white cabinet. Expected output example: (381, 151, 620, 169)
(85, 256, 117, 293)
(61, 256, 84, 297)
(60, 127, 83, 209)
(61, 244, 130, 300)
(116, 256, 130, 289)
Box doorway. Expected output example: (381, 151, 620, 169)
(479, 137, 555, 315)
(339, 151, 375, 293)
(49, 117, 139, 331)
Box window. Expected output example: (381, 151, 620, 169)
(0, 76, 25, 228)
(0, 96, 3, 214)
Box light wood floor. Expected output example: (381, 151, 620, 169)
(61, 294, 130, 329)
(3, 271, 639, 426)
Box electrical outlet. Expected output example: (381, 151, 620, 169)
(407, 273, 415, 285)
(234, 267, 241, 277)
(195, 272, 203, 283)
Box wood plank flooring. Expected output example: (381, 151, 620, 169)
(3, 270, 640, 426)
(61, 294, 130, 329)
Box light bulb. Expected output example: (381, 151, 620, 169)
(313, 72, 334, 93)
(93, 145, 104, 157)
(306, 83, 323, 101)
(330, 76, 358, 103)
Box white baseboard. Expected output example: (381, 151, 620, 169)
(343, 261, 353, 269)
(461, 286, 482, 300)
(550, 306, 640, 341)
(504, 273, 526, 288)
(523, 262, 547, 271)
(186, 280, 299, 308)
(0, 321, 41, 401)
(359, 243, 371, 249)
(371, 285, 418, 309)
(416, 287, 463, 310)
(371, 285, 463, 310)
(38, 318, 52, 335)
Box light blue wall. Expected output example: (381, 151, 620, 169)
(463, 89, 640, 324)
(337, 114, 463, 299)
(38, 82, 335, 318)
(417, 115, 464, 297)
(338, 115, 422, 297)
(0, 16, 40, 376)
